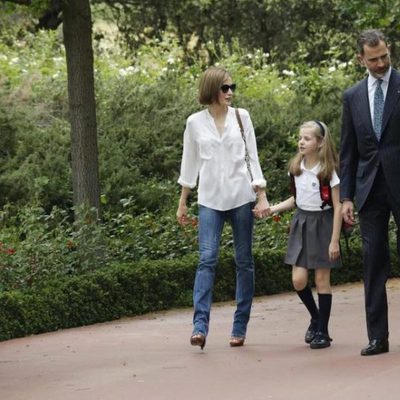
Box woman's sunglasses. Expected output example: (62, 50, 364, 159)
(220, 84, 236, 93)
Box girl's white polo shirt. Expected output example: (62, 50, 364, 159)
(294, 160, 339, 211)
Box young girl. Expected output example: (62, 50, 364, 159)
(269, 120, 342, 349)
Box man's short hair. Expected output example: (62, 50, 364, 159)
(357, 29, 388, 55)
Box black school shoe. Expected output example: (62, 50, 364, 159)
(310, 332, 332, 349)
(304, 319, 318, 344)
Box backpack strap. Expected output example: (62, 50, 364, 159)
(289, 173, 296, 201)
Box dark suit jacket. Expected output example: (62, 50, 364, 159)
(340, 68, 400, 211)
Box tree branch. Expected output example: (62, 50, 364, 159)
(3, 0, 63, 30)
(1, 0, 32, 5)
(37, 0, 62, 30)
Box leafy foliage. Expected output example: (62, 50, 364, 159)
(0, 26, 359, 211)
(94, 0, 400, 67)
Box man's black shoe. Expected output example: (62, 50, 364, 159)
(360, 339, 389, 356)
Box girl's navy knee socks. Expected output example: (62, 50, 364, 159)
(317, 293, 332, 334)
(296, 286, 319, 321)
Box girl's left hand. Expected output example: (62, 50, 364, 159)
(252, 197, 270, 219)
(329, 241, 340, 261)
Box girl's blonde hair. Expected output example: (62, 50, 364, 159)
(198, 66, 231, 105)
(288, 120, 339, 182)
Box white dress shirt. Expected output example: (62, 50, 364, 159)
(178, 106, 266, 211)
(368, 67, 391, 127)
(294, 160, 340, 211)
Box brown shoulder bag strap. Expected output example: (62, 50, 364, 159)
(235, 108, 254, 181)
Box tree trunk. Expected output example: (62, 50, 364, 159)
(62, 0, 101, 219)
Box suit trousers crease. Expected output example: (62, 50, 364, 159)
(358, 168, 400, 340)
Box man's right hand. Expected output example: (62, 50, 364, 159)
(341, 200, 356, 225)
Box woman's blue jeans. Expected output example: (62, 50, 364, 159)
(192, 202, 255, 338)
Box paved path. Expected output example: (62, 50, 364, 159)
(1, 279, 400, 400)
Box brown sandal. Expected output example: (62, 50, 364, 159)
(190, 333, 206, 350)
(229, 336, 245, 347)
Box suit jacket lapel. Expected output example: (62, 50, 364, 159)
(356, 78, 374, 134)
(382, 69, 400, 134)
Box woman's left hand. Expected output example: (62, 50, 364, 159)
(252, 196, 270, 219)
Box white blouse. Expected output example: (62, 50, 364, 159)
(178, 106, 266, 211)
(294, 160, 340, 211)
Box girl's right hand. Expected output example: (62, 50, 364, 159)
(268, 205, 277, 215)
(329, 240, 340, 261)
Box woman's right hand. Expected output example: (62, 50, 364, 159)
(177, 187, 191, 226)
(176, 203, 189, 226)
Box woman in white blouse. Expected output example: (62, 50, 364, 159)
(176, 66, 269, 349)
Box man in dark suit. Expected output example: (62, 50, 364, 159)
(340, 29, 400, 356)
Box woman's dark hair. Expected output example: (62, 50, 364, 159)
(198, 66, 231, 105)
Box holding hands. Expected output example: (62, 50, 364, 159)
(252, 189, 271, 219)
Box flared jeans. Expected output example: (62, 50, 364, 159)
(192, 202, 255, 338)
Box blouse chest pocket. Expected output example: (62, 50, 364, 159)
(228, 137, 245, 162)
(198, 138, 216, 160)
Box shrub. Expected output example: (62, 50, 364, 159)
(0, 204, 109, 291)
(0, 23, 361, 213)
(0, 243, 376, 341)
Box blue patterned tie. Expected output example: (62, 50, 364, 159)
(373, 79, 384, 140)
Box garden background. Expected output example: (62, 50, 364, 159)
(0, 0, 399, 341)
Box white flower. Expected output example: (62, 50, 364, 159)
(118, 68, 128, 77)
(118, 66, 138, 76)
(167, 57, 175, 64)
(282, 69, 295, 76)
(328, 66, 336, 72)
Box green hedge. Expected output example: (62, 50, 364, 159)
(1, 243, 399, 341)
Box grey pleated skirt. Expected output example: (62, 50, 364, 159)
(284, 208, 341, 269)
